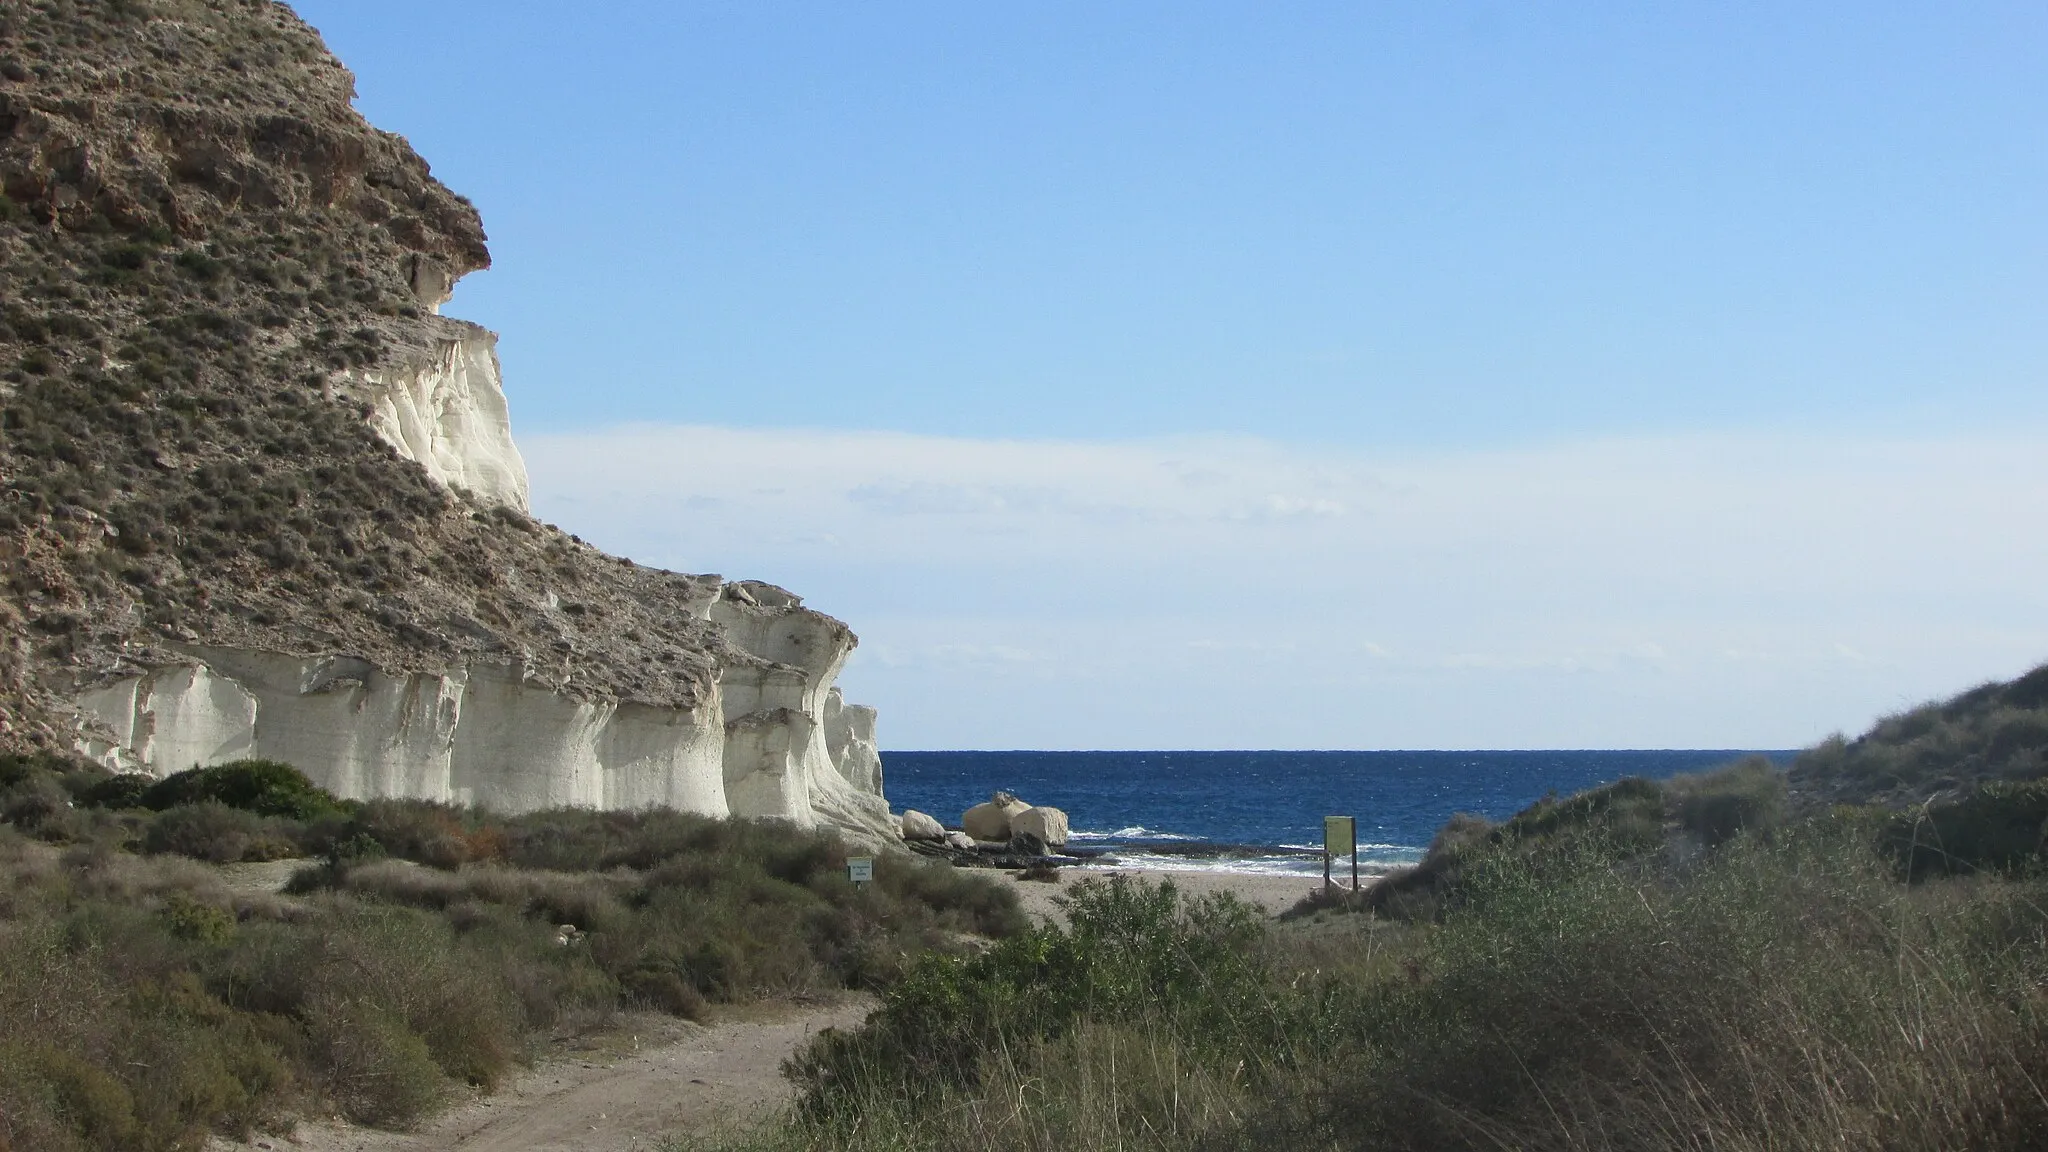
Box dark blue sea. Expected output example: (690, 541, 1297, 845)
(884, 750, 1794, 877)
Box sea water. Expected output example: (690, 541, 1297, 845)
(884, 750, 1794, 878)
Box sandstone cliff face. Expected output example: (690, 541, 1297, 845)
(69, 582, 890, 838)
(349, 322, 530, 513)
(0, 1, 891, 840)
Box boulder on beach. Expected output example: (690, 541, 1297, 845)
(899, 810, 946, 841)
(1008, 830, 1052, 857)
(944, 830, 977, 850)
(962, 792, 1032, 841)
(1011, 806, 1069, 848)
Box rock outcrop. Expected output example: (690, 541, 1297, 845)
(0, 2, 893, 842)
(899, 810, 945, 842)
(962, 792, 1032, 842)
(69, 578, 893, 839)
(1011, 806, 1070, 848)
(350, 321, 530, 513)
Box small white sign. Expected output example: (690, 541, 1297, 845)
(847, 856, 875, 886)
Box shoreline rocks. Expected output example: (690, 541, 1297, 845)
(900, 809, 946, 842)
(962, 792, 1031, 841)
(1011, 805, 1069, 848)
(954, 791, 1070, 848)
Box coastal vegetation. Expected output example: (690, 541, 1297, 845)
(683, 667, 2048, 1152)
(1789, 662, 2048, 808)
(0, 754, 1022, 1150)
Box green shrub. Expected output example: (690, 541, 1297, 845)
(788, 877, 1265, 1113)
(1668, 753, 1788, 847)
(1, 772, 74, 834)
(752, 820, 2048, 1152)
(38, 1047, 140, 1151)
(76, 771, 153, 811)
(349, 799, 496, 869)
(2, 783, 1023, 1148)
(173, 248, 225, 282)
(1347, 778, 1672, 922)
(1882, 780, 2048, 880)
(138, 760, 347, 822)
(1791, 662, 2048, 807)
(304, 993, 445, 1128)
(160, 892, 236, 944)
(621, 967, 710, 1020)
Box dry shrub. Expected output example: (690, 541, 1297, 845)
(0, 919, 293, 1152)
(274, 905, 527, 1092)
(351, 800, 496, 870)
(142, 801, 297, 863)
(722, 828, 2048, 1152)
(303, 992, 445, 1128)
(1667, 753, 1788, 847)
(1, 798, 1023, 1150)
(332, 859, 632, 933)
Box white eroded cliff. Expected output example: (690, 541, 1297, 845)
(67, 581, 895, 842)
(348, 321, 531, 512)
(710, 582, 893, 841)
(62, 235, 895, 839)
(75, 648, 729, 815)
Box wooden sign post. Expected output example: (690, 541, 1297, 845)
(846, 856, 874, 888)
(1323, 815, 1357, 893)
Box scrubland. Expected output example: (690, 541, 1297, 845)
(681, 753, 2048, 1152)
(12, 664, 2048, 1152)
(0, 755, 1021, 1151)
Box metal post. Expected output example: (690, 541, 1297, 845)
(1351, 821, 1360, 892)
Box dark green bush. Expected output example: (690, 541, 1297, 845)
(1882, 780, 2048, 880)
(790, 876, 1265, 1113)
(138, 759, 348, 822)
(77, 771, 153, 810)
(0, 771, 74, 833)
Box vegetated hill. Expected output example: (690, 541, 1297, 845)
(0, 0, 745, 752)
(1788, 662, 2048, 810)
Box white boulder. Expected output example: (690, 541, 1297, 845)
(1011, 806, 1069, 848)
(962, 792, 1031, 842)
(900, 810, 946, 841)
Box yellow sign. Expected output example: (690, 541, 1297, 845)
(1323, 815, 1355, 857)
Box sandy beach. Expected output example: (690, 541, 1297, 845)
(1003, 865, 1342, 925)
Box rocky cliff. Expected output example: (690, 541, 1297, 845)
(0, 0, 890, 840)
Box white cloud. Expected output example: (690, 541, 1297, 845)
(522, 425, 2048, 750)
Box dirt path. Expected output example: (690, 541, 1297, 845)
(211, 999, 871, 1152)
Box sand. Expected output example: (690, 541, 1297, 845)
(1004, 865, 1338, 925)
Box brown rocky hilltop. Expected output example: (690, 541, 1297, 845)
(0, 0, 890, 838)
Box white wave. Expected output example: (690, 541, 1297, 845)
(1081, 851, 1412, 880)
(1067, 826, 1204, 841)
(1282, 842, 1425, 860)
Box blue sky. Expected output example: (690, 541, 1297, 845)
(294, 1, 2047, 749)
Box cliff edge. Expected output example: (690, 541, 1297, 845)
(0, 0, 890, 840)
